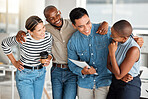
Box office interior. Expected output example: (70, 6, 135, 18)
(0, 0, 148, 99)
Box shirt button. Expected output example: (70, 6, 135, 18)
(89, 44, 91, 46)
(93, 62, 95, 64)
(60, 32, 62, 34)
(63, 40, 65, 42)
(91, 53, 93, 55)
(94, 80, 96, 82)
(82, 54, 83, 55)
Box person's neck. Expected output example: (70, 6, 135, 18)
(55, 27, 61, 30)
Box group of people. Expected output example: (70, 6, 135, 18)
(1, 5, 144, 99)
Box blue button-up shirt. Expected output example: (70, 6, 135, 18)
(67, 24, 112, 89)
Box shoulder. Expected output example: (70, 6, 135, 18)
(92, 23, 100, 30)
(63, 19, 74, 29)
(45, 23, 50, 29)
(128, 46, 139, 54)
(68, 31, 80, 44)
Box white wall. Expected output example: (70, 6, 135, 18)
(19, 0, 45, 30)
(45, 0, 86, 19)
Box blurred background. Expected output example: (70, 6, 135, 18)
(0, 0, 148, 99)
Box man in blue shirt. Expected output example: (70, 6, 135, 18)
(67, 7, 112, 99)
(67, 7, 143, 99)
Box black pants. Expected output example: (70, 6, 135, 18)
(107, 75, 141, 99)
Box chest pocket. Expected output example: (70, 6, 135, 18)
(77, 50, 88, 61)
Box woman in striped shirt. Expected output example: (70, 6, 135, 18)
(1, 16, 52, 99)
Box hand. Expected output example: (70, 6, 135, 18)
(96, 21, 108, 35)
(16, 30, 26, 44)
(108, 41, 118, 56)
(81, 66, 96, 75)
(13, 60, 24, 71)
(133, 36, 144, 48)
(40, 56, 52, 67)
(121, 73, 133, 83)
(42, 59, 50, 66)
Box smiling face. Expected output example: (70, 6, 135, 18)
(45, 7, 63, 29)
(29, 22, 46, 40)
(72, 14, 92, 36)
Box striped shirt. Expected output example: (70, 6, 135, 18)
(1, 32, 52, 67)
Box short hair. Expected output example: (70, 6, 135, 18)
(44, 5, 56, 18)
(113, 20, 133, 37)
(69, 7, 89, 25)
(25, 16, 43, 32)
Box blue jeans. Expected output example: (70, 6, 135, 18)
(15, 67, 46, 99)
(51, 66, 77, 99)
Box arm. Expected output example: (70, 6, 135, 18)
(67, 39, 85, 77)
(7, 53, 24, 71)
(108, 41, 140, 80)
(96, 21, 108, 35)
(42, 33, 53, 66)
(107, 47, 133, 82)
(16, 30, 27, 44)
(1, 36, 24, 70)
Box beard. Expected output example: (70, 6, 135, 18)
(49, 18, 63, 29)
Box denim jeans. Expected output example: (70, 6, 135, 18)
(15, 67, 46, 99)
(51, 66, 77, 99)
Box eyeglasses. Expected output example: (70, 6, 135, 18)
(47, 11, 61, 22)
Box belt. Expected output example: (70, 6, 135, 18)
(53, 63, 68, 68)
(23, 64, 43, 70)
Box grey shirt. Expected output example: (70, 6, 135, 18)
(45, 19, 77, 64)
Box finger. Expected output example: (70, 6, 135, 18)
(96, 30, 99, 33)
(22, 33, 27, 37)
(19, 66, 24, 70)
(104, 30, 107, 35)
(96, 27, 101, 33)
(115, 41, 118, 45)
(101, 28, 105, 34)
(21, 37, 26, 42)
(45, 59, 50, 62)
(101, 29, 106, 35)
(17, 67, 22, 71)
(18, 40, 23, 44)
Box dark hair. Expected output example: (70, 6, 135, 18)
(25, 16, 43, 32)
(69, 7, 89, 25)
(113, 20, 132, 37)
(44, 5, 56, 18)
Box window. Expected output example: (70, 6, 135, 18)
(86, 0, 148, 30)
(86, 0, 112, 24)
(0, 0, 19, 34)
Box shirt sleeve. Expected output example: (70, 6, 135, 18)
(67, 38, 85, 77)
(47, 33, 53, 56)
(1, 36, 18, 55)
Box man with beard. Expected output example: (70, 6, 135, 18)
(67, 7, 143, 99)
(15, 5, 109, 99)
